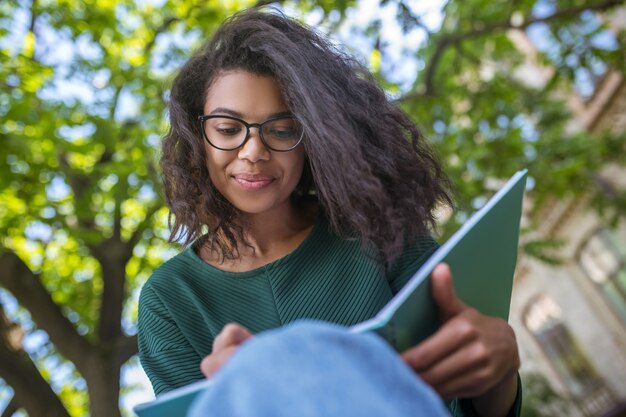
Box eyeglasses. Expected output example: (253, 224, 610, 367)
(198, 114, 304, 152)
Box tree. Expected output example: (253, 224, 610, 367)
(1, 0, 624, 416)
(381, 0, 626, 237)
(0, 1, 299, 416)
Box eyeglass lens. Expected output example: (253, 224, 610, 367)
(203, 117, 302, 151)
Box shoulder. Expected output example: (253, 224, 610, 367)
(387, 234, 439, 293)
(138, 247, 201, 312)
(142, 246, 199, 290)
(398, 234, 439, 264)
(137, 248, 205, 341)
(306, 215, 438, 265)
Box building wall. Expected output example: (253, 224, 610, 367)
(510, 74, 626, 415)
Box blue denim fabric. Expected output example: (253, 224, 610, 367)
(187, 321, 451, 417)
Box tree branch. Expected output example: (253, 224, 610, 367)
(0, 251, 93, 372)
(397, 1, 431, 33)
(89, 239, 128, 344)
(0, 302, 71, 417)
(1, 396, 20, 417)
(29, 0, 37, 33)
(112, 176, 126, 242)
(144, 16, 178, 54)
(128, 200, 163, 248)
(27, 0, 39, 63)
(57, 156, 99, 235)
(109, 84, 123, 121)
(0, 346, 71, 417)
(115, 334, 138, 367)
(402, 0, 624, 100)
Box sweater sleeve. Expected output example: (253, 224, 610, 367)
(138, 284, 204, 396)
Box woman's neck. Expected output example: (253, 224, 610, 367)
(241, 205, 312, 255)
(200, 200, 318, 272)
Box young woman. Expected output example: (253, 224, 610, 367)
(138, 9, 521, 417)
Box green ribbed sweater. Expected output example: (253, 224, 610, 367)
(138, 217, 521, 416)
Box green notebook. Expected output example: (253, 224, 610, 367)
(134, 379, 213, 417)
(350, 169, 527, 351)
(134, 169, 527, 416)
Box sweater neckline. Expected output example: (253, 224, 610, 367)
(184, 215, 327, 279)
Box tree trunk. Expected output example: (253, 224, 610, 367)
(85, 354, 123, 417)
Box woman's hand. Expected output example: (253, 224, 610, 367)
(401, 263, 520, 417)
(200, 323, 253, 378)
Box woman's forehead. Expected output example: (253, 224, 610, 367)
(203, 70, 289, 120)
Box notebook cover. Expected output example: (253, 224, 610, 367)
(351, 169, 527, 351)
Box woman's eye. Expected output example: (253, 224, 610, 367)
(216, 126, 242, 136)
(269, 128, 294, 138)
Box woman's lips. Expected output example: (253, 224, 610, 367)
(232, 173, 275, 190)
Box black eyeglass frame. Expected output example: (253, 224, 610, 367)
(198, 114, 304, 152)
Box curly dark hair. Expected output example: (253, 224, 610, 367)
(162, 8, 452, 265)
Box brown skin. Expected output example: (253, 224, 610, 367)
(198, 71, 520, 416)
(200, 323, 253, 378)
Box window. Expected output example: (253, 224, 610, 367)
(524, 295, 615, 416)
(579, 228, 626, 325)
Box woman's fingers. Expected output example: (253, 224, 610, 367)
(200, 345, 239, 378)
(430, 263, 467, 321)
(212, 323, 253, 352)
(401, 308, 482, 372)
(417, 336, 487, 388)
(201, 323, 254, 378)
(402, 306, 520, 398)
(419, 334, 508, 398)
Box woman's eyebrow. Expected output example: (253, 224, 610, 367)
(209, 107, 244, 117)
(209, 107, 293, 119)
(267, 111, 293, 118)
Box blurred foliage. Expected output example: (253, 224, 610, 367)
(0, 0, 625, 415)
(386, 2, 626, 239)
(521, 371, 575, 416)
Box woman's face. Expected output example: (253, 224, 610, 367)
(202, 70, 305, 216)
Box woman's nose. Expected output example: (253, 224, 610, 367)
(237, 127, 270, 163)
